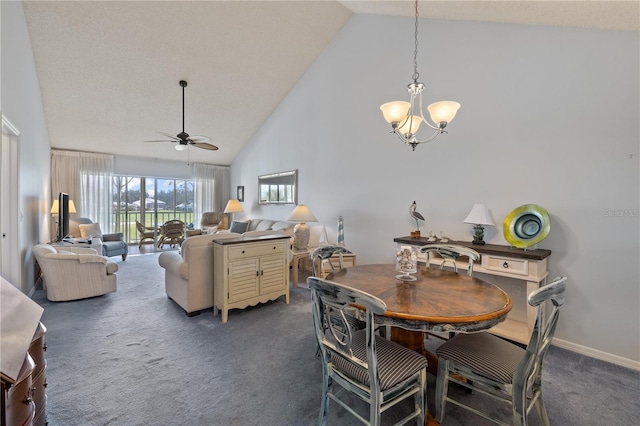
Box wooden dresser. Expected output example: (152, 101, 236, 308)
(213, 234, 290, 323)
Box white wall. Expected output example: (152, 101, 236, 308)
(231, 15, 640, 366)
(1, 1, 52, 294)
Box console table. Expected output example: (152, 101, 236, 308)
(51, 238, 103, 256)
(213, 234, 290, 323)
(394, 236, 551, 344)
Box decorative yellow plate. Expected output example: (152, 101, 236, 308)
(503, 204, 550, 248)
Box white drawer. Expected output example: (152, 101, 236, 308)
(484, 255, 529, 276)
(228, 242, 284, 260)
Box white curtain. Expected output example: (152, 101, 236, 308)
(51, 150, 114, 232)
(193, 163, 230, 226)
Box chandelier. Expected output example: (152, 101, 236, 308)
(380, 0, 460, 151)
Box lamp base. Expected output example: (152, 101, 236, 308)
(471, 224, 486, 245)
(293, 222, 310, 251)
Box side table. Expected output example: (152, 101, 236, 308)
(291, 249, 310, 287)
(51, 238, 103, 256)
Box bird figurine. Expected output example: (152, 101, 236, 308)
(409, 201, 425, 231)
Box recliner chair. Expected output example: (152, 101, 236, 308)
(70, 217, 128, 260)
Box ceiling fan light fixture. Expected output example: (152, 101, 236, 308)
(144, 80, 218, 152)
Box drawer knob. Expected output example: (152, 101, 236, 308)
(503, 262, 509, 269)
(242, 250, 245, 254)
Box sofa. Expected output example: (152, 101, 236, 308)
(33, 243, 118, 301)
(70, 218, 129, 260)
(158, 232, 242, 316)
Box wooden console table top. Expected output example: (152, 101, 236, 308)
(212, 234, 291, 245)
(393, 236, 551, 261)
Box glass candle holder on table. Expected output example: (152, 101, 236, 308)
(396, 245, 418, 281)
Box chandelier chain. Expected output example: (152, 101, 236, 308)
(412, 0, 420, 82)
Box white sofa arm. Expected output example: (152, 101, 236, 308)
(159, 251, 188, 280)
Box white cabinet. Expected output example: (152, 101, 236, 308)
(394, 236, 551, 344)
(213, 235, 290, 323)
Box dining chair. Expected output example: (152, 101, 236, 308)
(308, 276, 429, 426)
(309, 245, 365, 353)
(420, 244, 480, 276)
(435, 276, 567, 426)
(420, 244, 481, 343)
(309, 245, 353, 278)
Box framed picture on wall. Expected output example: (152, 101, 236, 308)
(237, 186, 244, 202)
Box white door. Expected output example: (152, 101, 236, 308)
(1, 115, 20, 288)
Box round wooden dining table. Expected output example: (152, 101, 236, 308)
(325, 264, 512, 334)
(325, 264, 512, 425)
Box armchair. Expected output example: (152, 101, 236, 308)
(33, 244, 118, 301)
(70, 218, 128, 260)
(136, 220, 158, 248)
(158, 219, 185, 248)
(200, 212, 229, 234)
(158, 233, 241, 316)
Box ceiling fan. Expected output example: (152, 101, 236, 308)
(145, 80, 218, 151)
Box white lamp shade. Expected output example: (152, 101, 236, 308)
(427, 101, 461, 124)
(380, 101, 411, 124)
(397, 115, 422, 136)
(224, 199, 244, 214)
(175, 143, 188, 151)
(463, 204, 496, 226)
(50, 199, 76, 214)
(287, 204, 317, 223)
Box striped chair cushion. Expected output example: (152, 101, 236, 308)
(436, 332, 524, 383)
(331, 330, 428, 390)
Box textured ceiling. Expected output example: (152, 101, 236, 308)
(23, 1, 639, 166)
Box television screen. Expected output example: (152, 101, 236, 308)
(57, 192, 70, 242)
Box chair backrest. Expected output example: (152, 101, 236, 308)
(200, 212, 229, 230)
(516, 276, 567, 388)
(69, 217, 94, 238)
(309, 245, 353, 277)
(135, 220, 147, 234)
(308, 277, 386, 392)
(161, 220, 185, 237)
(420, 244, 480, 276)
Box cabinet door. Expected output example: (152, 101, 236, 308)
(259, 254, 287, 294)
(228, 258, 260, 303)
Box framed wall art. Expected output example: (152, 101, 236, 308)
(237, 186, 244, 202)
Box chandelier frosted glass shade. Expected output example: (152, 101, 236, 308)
(175, 143, 188, 151)
(427, 101, 461, 125)
(380, 101, 411, 125)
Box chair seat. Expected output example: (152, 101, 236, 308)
(436, 332, 524, 384)
(332, 330, 429, 390)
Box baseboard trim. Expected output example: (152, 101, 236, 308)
(553, 338, 640, 371)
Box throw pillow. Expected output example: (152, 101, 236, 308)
(78, 223, 103, 241)
(229, 220, 249, 234)
(202, 225, 218, 235)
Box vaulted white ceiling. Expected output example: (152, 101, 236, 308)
(23, 1, 639, 166)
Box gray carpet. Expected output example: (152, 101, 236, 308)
(32, 253, 639, 425)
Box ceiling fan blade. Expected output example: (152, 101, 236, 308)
(144, 139, 177, 143)
(188, 135, 212, 142)
(157, 131, 180, 141)
(192, 142, 219, 151)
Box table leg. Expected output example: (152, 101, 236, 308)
(292, 258, 299, 287)
(390, 327, 440, 426)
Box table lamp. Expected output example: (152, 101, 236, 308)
(463, 204, 495, 245)
(287, 204, 317, 250)
(224, 199, 243, 223)
(50, 199, 76, 215)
